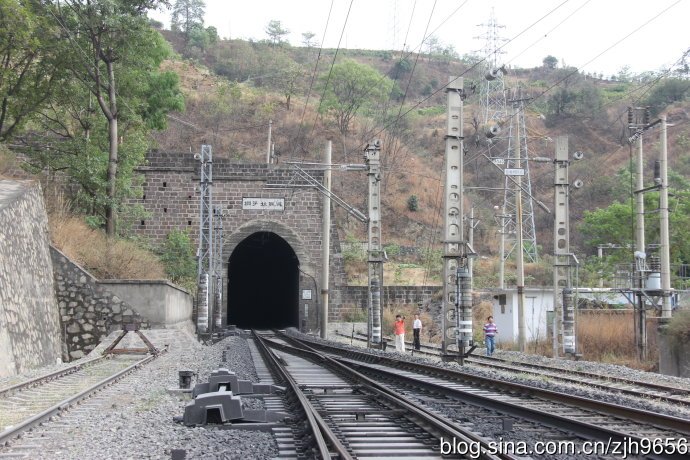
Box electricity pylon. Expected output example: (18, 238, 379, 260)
(476, 12, 539, 284)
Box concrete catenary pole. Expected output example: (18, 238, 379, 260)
(196, 145, 213, 334)
(635, 132, 647, 360)
(514, 104, 526, 352)
(498, 206, 505, 289)
(321, 141, 332, 339)
(635, 136, 645, 254)
(553, 137, 574, 356)
(441, 76, 472, 357)
(659, 116, 672, 318)
(364, 140, 383, 345)
(266, 120, 273, 164)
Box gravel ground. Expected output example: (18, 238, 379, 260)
(0, 330, 278, 460)
(4, 327, 689, 459)
(314, 328, 690, 420)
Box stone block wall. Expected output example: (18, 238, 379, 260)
(51, 247, 150, 360)
(0, 181, 62, 377)
(129, 151, 347, 327)
(336, 285, 441, 319)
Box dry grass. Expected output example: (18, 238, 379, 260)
(50, 215, 165, 280)
(577, 310, 658, 370)
(494, 310, 657, 370)
(382, 306, 438, 343)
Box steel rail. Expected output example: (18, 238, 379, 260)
(290, 333, 690, 437)
(0, 355, 108, 398)
(335, 354, 681, 456)
(0, 352, 162, 446)
(336, 330, 690, 406)
(266, 333, 514, 460)
(252, 332, 352, 460)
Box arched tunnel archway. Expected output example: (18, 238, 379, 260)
(227, 231, 299, 329)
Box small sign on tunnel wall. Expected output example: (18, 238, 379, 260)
(242, 197, 285, 211)
(302, 289, 312, 300)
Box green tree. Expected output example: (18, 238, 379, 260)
(170, 0, 205, 43)
(270, 58, 303, 110)
(301, 31, 316, 48)
(580, 189, 690, 265)
(643, 78, 690, 116)
(319, 60, 394, 134)
(580, 201, 634, 250)
(0, 0, 64, 141)
(47, 0, 182, 235)
(543, 55, 558, 69)
(407, 195, 419, 211)
(265, 19, 289, 46)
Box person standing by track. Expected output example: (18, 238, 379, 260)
(394, 315, 406, 353)
(412, 314, 422, 351)
(483, 316, 498, 356)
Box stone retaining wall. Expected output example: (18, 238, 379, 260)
(51, 247, 150, 360)
(335, 285, 441, 318)
(0, 181, 62, 377)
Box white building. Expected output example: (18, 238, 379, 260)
(487, 287, 554, 344)
(485, 287, 645, 344)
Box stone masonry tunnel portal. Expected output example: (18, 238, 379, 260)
(227, 232, 299, 329)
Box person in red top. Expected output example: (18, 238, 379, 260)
(394, 315, 406, 352)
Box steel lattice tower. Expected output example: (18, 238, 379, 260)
(504, 89, 538, 263)
(476, 8, 508, 157)
(476, 12, 539, 267)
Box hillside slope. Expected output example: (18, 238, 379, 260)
(153, 30, 690, 282)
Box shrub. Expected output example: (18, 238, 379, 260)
(667, 309, 690, 349)
(407, 194, 419, 212)
(160, 230, 197, 287)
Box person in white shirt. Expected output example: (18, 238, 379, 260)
(412, 314, 422, 351)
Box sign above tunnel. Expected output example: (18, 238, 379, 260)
(242, 197, 285, 211)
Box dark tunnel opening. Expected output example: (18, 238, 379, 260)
(227, 232, 299, 329)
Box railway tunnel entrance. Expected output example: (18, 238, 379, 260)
(227, 231, 299, 329)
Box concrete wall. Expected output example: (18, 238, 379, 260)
(0, 181, 62, 377)
(51, 247, 150, 360)
(659, 323, 690, 377)
(98, 280, 193, 330)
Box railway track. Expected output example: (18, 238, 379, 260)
(253, 330, 514, 459)
(334, 330, 690, 408)
(0, 353, 159, 447)
(294, 332, 689, 459)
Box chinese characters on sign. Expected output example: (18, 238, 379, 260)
(242, 198, 285, 211)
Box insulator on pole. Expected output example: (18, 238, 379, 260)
(485, 124, 501, 138)
(654, 160, 661, 185)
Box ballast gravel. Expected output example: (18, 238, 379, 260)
(0, 330, 277, 460)
(3, 326, 689, 460)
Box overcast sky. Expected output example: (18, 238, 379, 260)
(150, 0, 689, 77)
